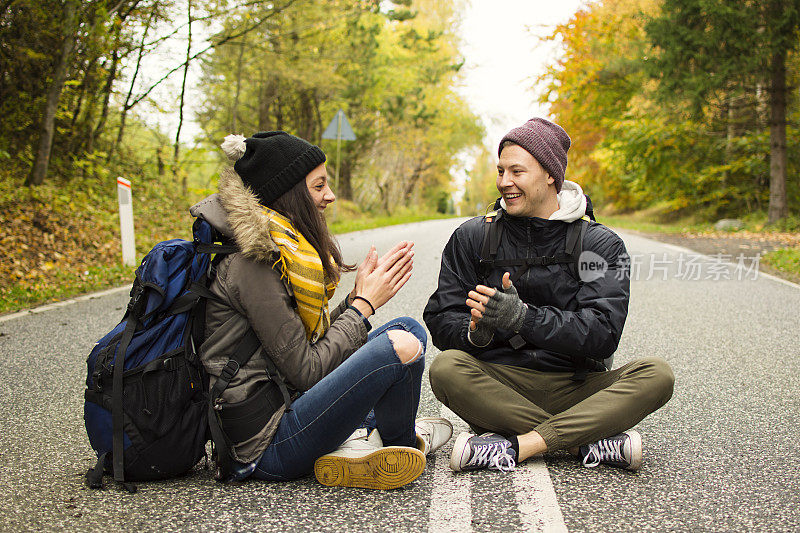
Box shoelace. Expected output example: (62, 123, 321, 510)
(582, 438, 624, 468)
(468, 442, 517, 472)
(490, 451, 516, 472)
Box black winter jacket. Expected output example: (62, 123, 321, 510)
(423, 212, 630, 372)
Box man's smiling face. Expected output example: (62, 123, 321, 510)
(496, 143, 555, 218)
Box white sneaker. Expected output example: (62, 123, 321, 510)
(314, 428, 426, 490)
(415, 417, 453, 456)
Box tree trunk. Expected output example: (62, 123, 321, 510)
(91, 40, 121, 151)
(174, 0, 193, 191)
(67, 56, 98, 149)
(26, 0, 80, 186)
(231, 40, 245, 132)
(767, 46, 788, 224)
(110, 6, 153, 162)
(157, 144, 166, 177)
(339, 155, 353, 200)
(722, 98, 732, 186)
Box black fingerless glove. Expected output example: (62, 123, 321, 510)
(480, 283, 527, 333)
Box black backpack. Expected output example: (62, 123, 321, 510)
(84, 217, 291, 491)
(478, 195, 596, 285)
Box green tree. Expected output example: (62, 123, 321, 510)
(538, 0, 658, 210)
(197, 0, 481, 210)
(646, 0, 800, 223)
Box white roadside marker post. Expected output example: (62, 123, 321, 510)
(117, 177, 136, 266)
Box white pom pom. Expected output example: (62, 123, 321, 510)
(221, 134, 247, 161)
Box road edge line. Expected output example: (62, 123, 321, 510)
(0, 285, 129, 324)
(616, 230, 800, 291)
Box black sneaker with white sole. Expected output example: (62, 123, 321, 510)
(578, 430, 642, 471)
(449, 432, 517, 472)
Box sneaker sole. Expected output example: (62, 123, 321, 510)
(449, 432, 473, 472)
(314, 447, 426, 490)
(624, 430, 643, 471)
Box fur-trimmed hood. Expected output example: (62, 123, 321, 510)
(189, 168, 278, 263)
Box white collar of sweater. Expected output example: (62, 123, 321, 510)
(498, 180, 586, 222)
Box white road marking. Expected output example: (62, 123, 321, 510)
(513, 459, 568, 532)
(659, 243, 691, 254)
(428, 405, 568, 532)
(616, 230, 800, 290)
(428, 404, 472, 533)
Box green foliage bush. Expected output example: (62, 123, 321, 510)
(539, 0, 800, 222)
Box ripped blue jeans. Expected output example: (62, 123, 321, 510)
(251, 316, 427, 481)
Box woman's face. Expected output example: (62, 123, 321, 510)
(305, 163, 335, 212)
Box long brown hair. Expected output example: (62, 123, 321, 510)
(270, 179, 355, 283)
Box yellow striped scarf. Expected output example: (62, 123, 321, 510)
(263, 207, 337, 342)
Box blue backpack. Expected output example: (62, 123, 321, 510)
(84, 218, 237, 492)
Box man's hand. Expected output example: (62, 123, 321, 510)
(467, 315, 494, 347)
(466, 272, 527, 334)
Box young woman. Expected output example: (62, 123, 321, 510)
(189, 131, 452, 490)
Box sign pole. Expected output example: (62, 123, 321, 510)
(321, 109, 356, 222)
(117, 177, 136, 266)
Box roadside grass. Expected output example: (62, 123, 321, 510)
(598, 214, 705, 234)
(1, 188, 453, 315)
(1, 162, 193, 315)
(761, 247, 800, 279)
(1, 264, 135, 314)
(600, 210, 800, 279)
(328, 200, 453, 234)
(599, 210, 800, 234)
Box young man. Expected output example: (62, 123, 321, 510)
(424, 117, 674, 473)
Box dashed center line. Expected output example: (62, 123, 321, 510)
(428, 405, 568, 532)
(513, 459, 568, 532)
(428, 405, 472, 533)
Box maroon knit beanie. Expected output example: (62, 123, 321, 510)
(498, 117, 571, 192)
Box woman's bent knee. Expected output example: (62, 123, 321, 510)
(390, 316, 427, 347)
(387, 330, 423, 364)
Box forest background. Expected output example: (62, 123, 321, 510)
(1, 0, 799, 312)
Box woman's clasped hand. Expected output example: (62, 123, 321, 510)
(349, 241, 414, 317)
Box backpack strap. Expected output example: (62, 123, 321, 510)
(110, 283, 146, 494)
(207, 329, 293, 482)
(565, 218, 588, 282)
(478, 210, 503, 282)
(479, 206, 592, 285)
(195, 243, 239, 255)
(584, 194, 596, 222)
(207, 329, 260, 481)
(86, 452, 108, 489)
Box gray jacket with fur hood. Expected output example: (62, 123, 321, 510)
(189, 169, 369, 463)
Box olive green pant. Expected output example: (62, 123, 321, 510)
(429, 350, 674, 452)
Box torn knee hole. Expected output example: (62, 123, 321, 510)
(386, 330, 423, 364)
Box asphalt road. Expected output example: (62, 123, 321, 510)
(1, 217, 798, 532)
